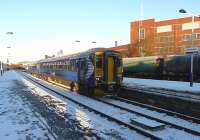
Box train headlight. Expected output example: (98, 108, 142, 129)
(95, 77, 100, 81)
(95, 77, 102, 81)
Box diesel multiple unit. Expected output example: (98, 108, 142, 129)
(29, 48, 123, 96)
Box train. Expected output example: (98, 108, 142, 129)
(123, 54, 200, 82)
(28, 48, 123, 96)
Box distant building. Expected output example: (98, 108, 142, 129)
(131, 16, 200, 56)
(111, 16, 200, 57)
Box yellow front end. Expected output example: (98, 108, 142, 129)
(94, 50, 123, 94)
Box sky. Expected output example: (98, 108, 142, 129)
(0, 0, 199, 63)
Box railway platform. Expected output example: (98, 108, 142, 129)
(121, 77, 200, 118)
(0, 70, 148, 140)
(21, 71, 200, 140)
(0, 70, 56, 139)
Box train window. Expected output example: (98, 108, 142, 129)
(79, 60, 86, 70)
(117, 58, 122, 67)
(96, 56, 103, 68)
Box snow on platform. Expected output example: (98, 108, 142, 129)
(0, 71, 55, 140)
(123, 77, 200, 94)
(22, 72, 200, 140)
(21, 72, 148, 140)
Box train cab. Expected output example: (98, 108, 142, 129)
(94, 50, 123, 94)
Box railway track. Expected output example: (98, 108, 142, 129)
(20, 72, 200, 140)
(94, 96, 200, 136)
(121, 85, 200, 119)
(123, 85, 200, 102)
(112, 96, 200, 123)
(20, 72, 161, 140)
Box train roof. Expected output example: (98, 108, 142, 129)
(38, 48, 108, 63)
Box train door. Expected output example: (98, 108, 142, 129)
(78, 58, 86, 85)
(107, 56, 115, 83)
(104, 50, 123, 93)
(104, 51, 119, 92)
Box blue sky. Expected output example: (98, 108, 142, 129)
(0, 0, 199, 62)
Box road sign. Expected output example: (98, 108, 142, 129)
(185, 47, 200, 54)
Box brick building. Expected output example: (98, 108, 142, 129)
(131, 16, 200, 56)
(109, 44, 132, 57)
(111, 16, 200, 57)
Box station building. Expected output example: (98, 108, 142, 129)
(111, 16, 200, 57)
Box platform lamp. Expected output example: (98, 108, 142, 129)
(6, 32, 14, 69)
(6, 46, 12, 70)
(6, 32, 14, 35)
(0, 32, 14, 71)
(75, 40, 80, 43)
(179, 9, 200, 87)
(91, 41, 96, 48)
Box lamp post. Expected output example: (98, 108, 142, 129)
(0, 32, 14, 72)
(75, 40, 80, 43)
(75, 40, 97, 49)
(6, 46, 12, 68)
(179, 9, 200, 87)
(0, 61, 3, 76)
(91, 41, 97, 49)
(6, 32, 14, 35)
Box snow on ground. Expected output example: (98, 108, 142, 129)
(124, 77, 200, 93)
(0, 71, 56, 140)
(103, 98, 200, 132)
(21, 73, 148, 140)
(22, 72, 200, 140)
(3, 70, 199, 140)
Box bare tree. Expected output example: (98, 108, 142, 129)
(137, 35, 154, 56)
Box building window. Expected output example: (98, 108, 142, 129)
(182, 21, 200, 30)
(157, 25, 172, 33)
(156, 36, 173, 43)
(160, 36, 168, 42)
(196, 33, 200, 40)
(183, 33, 200, 41)
(139, 28, 145, 40)
(183, 34, 192, 41)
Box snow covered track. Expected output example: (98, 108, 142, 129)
(123, 78, 200, 102)
(112, 96, 200, 123)
(121, 79, 200, 118)
(123, 85, 200, 103)
(95, 96, 200, 136)
(20, 72, 161, 140)
(20, 71, 200, 140)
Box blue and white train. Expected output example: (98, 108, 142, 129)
(29, 48, 123, 96)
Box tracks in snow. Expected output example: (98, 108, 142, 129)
(20, 72, 200, 140)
